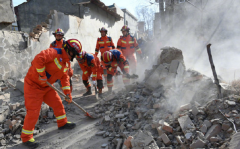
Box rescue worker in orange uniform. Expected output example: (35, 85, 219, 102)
(95, 27, 115, 83)
(117, 25, 142, 73)
(77, 51, 104, 98)
(101, 49, 130, 93)
(21, 39, 82, 148)
(50, 28, 74, 92)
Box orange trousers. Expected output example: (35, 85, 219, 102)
(101, 61, 107, 79)
(21, 77, 67, 142)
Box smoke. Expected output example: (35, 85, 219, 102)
(136, 0, 240, 82)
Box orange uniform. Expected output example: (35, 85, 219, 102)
(95, 36, 115, 79)
(21, 48, 71, 142)
(117, 35, 141, 72)
(50, 40, 73, 91)
(104, 49, 130, 88)
(78, 53, 103, 89)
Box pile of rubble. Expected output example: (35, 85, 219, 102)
(94, 47, 240, 149)
(0, 80, 54, 147)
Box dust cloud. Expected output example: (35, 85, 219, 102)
(135, 0, 240, 82)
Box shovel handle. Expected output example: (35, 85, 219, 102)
(46, 82, 87, 113)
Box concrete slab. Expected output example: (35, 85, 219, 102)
(229, 132, 240, 149)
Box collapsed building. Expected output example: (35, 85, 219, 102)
(1, 0, 240, 149)
(92, 47, 240, 149)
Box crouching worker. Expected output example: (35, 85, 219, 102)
(101, 49, 131, 93)
(21, 39, 82, 148)
(76, 50, 104, 98)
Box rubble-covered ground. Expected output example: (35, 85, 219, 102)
(0, 47, 239, 149)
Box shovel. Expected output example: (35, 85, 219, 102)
(46, 82, 97, 119)
(219, 109, 237, 133)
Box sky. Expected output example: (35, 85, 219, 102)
(12, 0, 158, 18)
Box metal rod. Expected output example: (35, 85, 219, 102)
(206, 44, 222, 98)
(46, 82, 87, 113)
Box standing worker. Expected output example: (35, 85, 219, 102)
(101, 49, 131, 93)
(77, 51, 104, 98)
(117, 25, 142, 73)
(50, 28, 74, 92)
(95, 27, 115, 84)
(21, 39, 82, 148)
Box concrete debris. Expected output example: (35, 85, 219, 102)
(190, 138, 205, 148)
(0, 46, 238, 148)
(229, 132, 240, 149)
(91, 47, 240, 148)
(205, 124, 221, 140)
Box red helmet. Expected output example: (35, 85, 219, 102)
(99, 27, 108, 33)
(102, 51, 113, 64)
(64, 39, 82, 61)
(76, 50, 86, 64)
(53, 28, 64, 36)
(121, 25, 130, 32)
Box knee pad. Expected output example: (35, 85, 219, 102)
(107, 74, 113, 81)
(97, 80, 103, 89)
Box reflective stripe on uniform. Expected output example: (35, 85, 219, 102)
(54, 58, 62, 69)
(98, 42, 104, 44)
(136, 48, 141, 52)
(70, 40, 82, 50)
(107, 83, 113, 86)
(114, 64, 118, 67)
(92, 74, 97, 77)
(64, 68, 68, 72)
(129, 41, 134, 44)
(56, 114, 66, 120)
(84, 71, 88, 74)
(62, 86, 70, 90)
(121, 40, 126, 44)
(106, 41, 111, 43)
(124, 66, 129, 69)
(109, 67, 112, 71)
(36, 66, 45, 73)
(22, 129, 33, 135)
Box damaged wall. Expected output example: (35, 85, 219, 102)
(0, 8, 124, 82)
(15, 0, 124, 33)
(0, 0, 15, 30)
(0, 31, 30, 81)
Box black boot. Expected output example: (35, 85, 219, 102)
(99, 89, 103, 98)
(58, 122, 76, 130)
(83, 87, 92, 96)
(23, 138, 39, 149)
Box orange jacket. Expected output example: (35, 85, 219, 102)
(26, 48, 71, 95)
(50, 40, 73, 77)
(78, 53, 101, 81)
(95, 36, 115, 56)
(117, 35, 142, 56)
(105, 49, 129, 74)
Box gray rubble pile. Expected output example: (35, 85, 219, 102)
(95, 47, 239, 149)
(0, 80, 54, 147)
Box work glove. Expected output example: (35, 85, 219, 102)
(39, 75, 47, 84)
(92, 80, 97, 87)
(65, 93, 72, 104)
